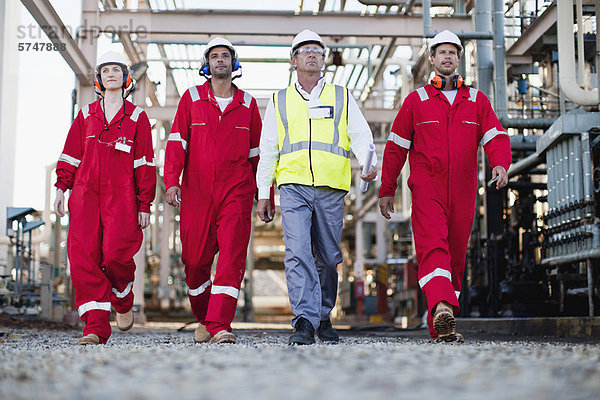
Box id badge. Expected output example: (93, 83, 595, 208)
(308, 105, 334, 119)
(115, 141, 131, 153)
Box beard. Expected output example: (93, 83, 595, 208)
(212, 65, 232, 78)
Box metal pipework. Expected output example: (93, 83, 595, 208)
(507, 152, 543, 179)
(499, 116, 555, 130)
(561, 139, 570, 225)
(422, 0, 493, 38)
(557, 140, 565, 226)
(576, 0, 586, 87)
(546, 146, 556, 228)
(587, 259, 595, 316)
(552, 145, 559, 228)
(568, 137, 576, 223)
(574, 136, 583, 220)
(581, 131, 593, 216)
(556, 0, 599, 105)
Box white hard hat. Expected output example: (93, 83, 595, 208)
(96, 51, 129, 73)
(429, 30, 463, 56)
(203, 37, 238, 63)
(291, 30, 326, 54)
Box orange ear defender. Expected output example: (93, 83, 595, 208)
(431, 74, 463, 90)
(94, 68, 134, 97)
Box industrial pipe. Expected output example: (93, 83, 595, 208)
(507, 152, 543, 179)
(574, 136, 583, 220)
(541, 248, 600, 266)
(576, 0, 586, 87)
(499, 116, 555, 129)
(493, 0, 507, 117)
(556, 0, 599, 106)
(581, 131, 593, 216)
(422, 0, 493, 39)
(547, 146, 555, 223)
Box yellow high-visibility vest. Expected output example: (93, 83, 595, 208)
(274, 83, 351, 191)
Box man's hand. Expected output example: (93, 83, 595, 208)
(166, 186, 181, 207)
(378, 196, 395, 220)
(54, 189, 65, 218)
(491, 166, 508, 189)
(138, 212, 150, 229)
(257, 199, 274, 223)
(361, 165, 377, 182)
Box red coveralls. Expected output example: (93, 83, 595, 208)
(164, 82, 262, 336)
(56, 99, 156, 342)
(379, 84, 511, 338)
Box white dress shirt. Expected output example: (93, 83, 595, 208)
(256, 77, 378, 199)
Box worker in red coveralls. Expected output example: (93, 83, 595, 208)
(54, 51, 156, 345)
(164, 38, 264, 344)
(378, 31, 511, 342)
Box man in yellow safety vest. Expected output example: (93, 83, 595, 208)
(256, 30, 378, 345)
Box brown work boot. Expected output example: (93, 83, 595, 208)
(210, 330, 237, 344)
(432, 301, 456, 341)
(431, 332, 465, 343)
(79, 334, 100, 345)
(116, 309, 134, 331)
(194, 323, 211, 343)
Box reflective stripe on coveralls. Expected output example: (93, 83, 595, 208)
(167, 133, 188, 151)
(211, 285, 240, 299)
(112, 281, 134, 298)
(388, 132, 411, 149)
(78, 301, 111, 316)
(134, 156, 155, 168)
(58, 153, 81, 167)
(188, 279, 212, 296)
(249, 147, 260, 158)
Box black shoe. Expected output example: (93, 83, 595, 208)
(288, 317, 315, 345)
(317, 318, 339, 343)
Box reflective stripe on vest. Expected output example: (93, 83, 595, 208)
(274, 84, 351, 191)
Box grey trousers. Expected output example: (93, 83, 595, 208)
(279, 184, 346, 329)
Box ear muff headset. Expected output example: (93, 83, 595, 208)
(199, 57, 241, 78)
(94, 65, 134, 97)
(431, 74, 463, 90)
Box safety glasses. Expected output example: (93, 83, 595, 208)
(294, 47, 325, 56)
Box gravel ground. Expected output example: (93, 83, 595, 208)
(1, 321, 599, 400)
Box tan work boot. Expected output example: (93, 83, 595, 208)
(116, 309, 134, 331)
(79, 334, 100, 345)
(194, 323, 211, 343)
(432, 301, 456, 340)
(210, 330, 236, 344)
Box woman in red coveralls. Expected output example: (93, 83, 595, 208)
(54, 51, 156, 345)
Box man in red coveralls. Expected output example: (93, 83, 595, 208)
(54, 51, 156, 345)
(378, 31, 511, 342)
(164, 38, 263, 344)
